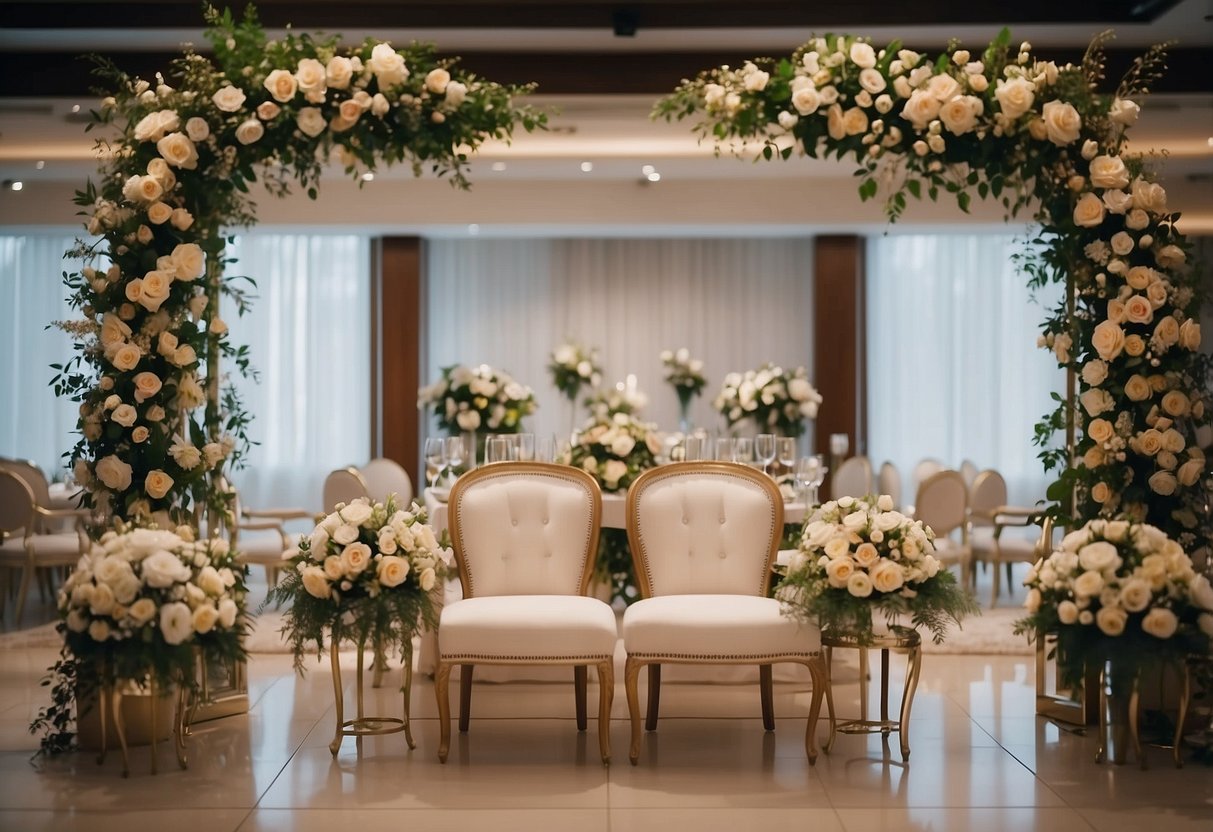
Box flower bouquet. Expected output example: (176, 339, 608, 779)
(776, 495, 977, 643)
(1015, 518, 1213, 694)
(267, 495, 450, 670)
(661, 347, 707, 430)
(418, 364, 537, 435)
(32, 523, 247, 754)
(548, 341, 601, 402)
(585, 383, 649, 421)
(715, 363, 822, 438)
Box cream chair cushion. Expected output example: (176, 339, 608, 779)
(624, 594, 821, 659)
(439, 595, 617, 662)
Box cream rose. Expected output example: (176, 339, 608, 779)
(297, 107, 326, 138)
(858, 68, 886, 94)
(1178, 458, 1204, 487)
(1141, 607, 1178, 639)
(901, 89, 941, 129)
(212, 85, 246, 112)
(1090, 481, 1111, 503)
(110, 403, 137, 428)
(869, 560, 904, 593)
(1090, 320, 1125, 361)
(235, 118, 264, 145)
(145, 469, 174, 499)
(1124, 335, 1145, 357)
(1081, 360, 1108, 387)
(994, 76, 1035, 120)
(368, 42, 408, 88)
(791, 85, 821, 115)
(1096, 606, 1127, 637)
(340, 542, 372, 576)
(1148, 470, 1178, 495)
(376, 555, 410, 587)
(1131, 179, 1167, 214)
(146, 201, 172, 225)
(1124, 294, 1153, 325)
(1087, 418, 1114, 444)
(110, 342, 143, 372)
(185, 117, 209, 142)
(1135, 428, 1163, 455)
(171, 242, 205, 281)
(1072, 192, 1105, 228)
(301, 566, 331, 599)
(1057, 600, 1080, 625)
(939, 94, 983, 135)
(849, 42, 877, 68)
(825, 557, 855, 588)
(842, 106, 869, 136)
(263, 68, 298, 102)
(846, 571, 874, 598)
(326, 56, 353, 89)
(1179, 319, 1201, 351)
(295, 58, 327, 100)
(170, 208, 194, 231)
(1161, 390, 1190, 418)
(156, 132, 198, 169)
(1041, 100, 1081, 145)
(425, 67, 451, 94)
(1088, 155, 1129, 190)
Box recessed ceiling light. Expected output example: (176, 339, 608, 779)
(361, 172, 374, 181)
(468, 223, 480, 235)
(646, 172, 661, 183)
(35, 160, 45, 170)
(580, 161, 594, 173)
(641, 164, 655, 176)
(9, 180, 24, 191)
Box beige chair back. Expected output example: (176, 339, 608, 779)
(449, 462, 601, 598)
(968, 469, 1008, 528)
(360, 457, 413, 506)
(911, 458, 944, 495)
(0, 469, 35, 536)
(626, 462, 782, 599)
(0, 460, 52, 531)
(832, 455, 872, 499)
(959, 459, 980, 488)
(322, 467, 369, 513)
(914, 470, 968, 539)
(877, 461, 901, 507)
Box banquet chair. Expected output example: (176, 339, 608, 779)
(221, 479, 310, 589)
(0, 469, 89, 626)
(622, 462, 827, 765)
(360, 457, 413, 507)
(435, 462, 616, 764)
(877, 461, 902, 508)
(831, 454, 873, 500)
(967, 469, 1041, 608)
(322, 467, 369, 513)
(912, 470, 971, 589)
(910, 458, 944, 495)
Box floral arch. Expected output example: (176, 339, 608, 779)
(58, 5, 542, 525)
(657, 31, 1211, 549)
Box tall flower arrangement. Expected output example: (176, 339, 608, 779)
(655, 31, 1211, 547)
(661, 347, 707, 429)
(548, 341, 602, 403)
(715, 364, 821, 437)
(585, 383, 649, 421)
(418, 364, 538, 435)
(54, 4, 544, 524)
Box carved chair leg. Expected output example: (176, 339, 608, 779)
(760, 664, 775, 731)
(574, 665, 588, 731)
(625, 656, 644, 765)
(645, 663, 661, 732)
(803, 656, 828, 765)
(458, 664, 474, 733)
(596, 659, 614, 765)
(435, 661, 452, 763)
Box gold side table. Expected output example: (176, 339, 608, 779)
(328, 628, 416, 756)
(822, 626, 922, 761)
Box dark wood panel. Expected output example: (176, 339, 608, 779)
(372, 236, 424, 488)
(6, 47, 1210, 98)
(0, 1, 1179, 30)
(813, 235, 866, 499)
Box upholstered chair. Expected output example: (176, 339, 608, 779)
(221, 478, 310, 589)
(913, 470, 971, 587)
(831, 454, 873, 500)
(435, 462, 617, 764)
(877, 460, 902, 509)
(360, 458, 413, 506)
(321, 467, 369, 513)
(622, 462, 827, 765)
(968, 469, 1040, 607)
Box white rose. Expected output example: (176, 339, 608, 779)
(1178, 319, 1201, 351)
(1041, 100, 1081, 145)
(192, 603, 220, 635)
(95, 454, 133, 491)
(332, 523, 359, 546)
(235, 117, 264, 145)
(376, 555, 410, 587)
(939, 94, 983, 135)
(155, 132, 199, 169)
(263, 68, 298, 103)
(1090, 320, 1125, 361)
(869, 560, 904, 593)
(1109, 98, 1140, 126)
(994, 76, 1035, 120)
(1148, 471, 1177, 496)
(217, 597, 238, 628)
(1057, 600, 1079, 624)
(170, 208, 194, 231)
(143, 549, 191, 588)
(901, 89, 941, 129)
(1073, 569, 1104, 598)
(212, 85, 246, 112)
(825, 557, 855, 588)
(326, 56, 354, 89)
(456, 410, 481, 431)
(791, 86, 821, 115)
(197, 565, 225, 596)
(1096, 606, 1127, 637)
(301, 566, 331, 599)
(296, 58, 327, 100)
(1131, 179, 1167, 214)
(1118, 579, 1153, 613)
(444, 80, 467, 106)
(425, 67, 451, 94)
(858, 68, 886, 94)
(110, 403, 137, 428)
(602, 459, 628, 489)
(1079, 388, 1113, 418)
(849, 42, 877, 68)
(340, 542, 372, 576)
(611, 434, 636, 457)
(339, 501, 374, 526)
(1141, 607, 1178, 639)
(1088, 155, 1129, 190)
(846, 571, 874, 598)
(1081, 360, 1108, 387)
(368, 42, 408, 88)
(1072, 192, 1105, 228)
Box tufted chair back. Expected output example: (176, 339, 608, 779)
(626, 462, 783, 598)
(450, 462, 602, 598)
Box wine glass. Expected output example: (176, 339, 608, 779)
(777, 437, 797, 473)
(755, 433, 776, 476)
(733, 437, 754, 466)
(444, 435, 466, 483)
(486, 436, 512, 464)
(424, 437, 447, 488)
(715, 437, 734, 461)
(536, 434, 556, 463)
(796, 456, 821, 505)
(515, 433, 536, 461)
(684, 436, 705, 462)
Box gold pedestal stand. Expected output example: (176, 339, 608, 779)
(328, 631, 415, 756)
(92, 677, 189, 777)
(823, 627, 922, 761)
(1095, 659, 1192, 769)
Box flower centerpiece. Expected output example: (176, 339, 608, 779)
(715, 363, 822, 438)
(267, 495, 450, 670)
(418, 364, 538, 437)
(585, 380, 649, 421)
(548, 341, 602, 403)
(776, 495, 977, 643)
(1015, 518, 1213, 694)
(564, 412, 662, 604)
(31, 523, 247, 754)
(661, 347, 707, 431)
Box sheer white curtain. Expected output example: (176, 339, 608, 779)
(0, 233, 87, 478)
(425, 237, 815, 443)
(866, 232, 1064, 506)
(223, 232, 370, 511)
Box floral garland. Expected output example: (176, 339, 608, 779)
(1015, 518, 1213, 694)
(267, 495, 449, 670)
(418, 363, 538, 435)
(54, 4, 543, 524)
(548, 341, 602, 402)
(777, 495, 976, 643)
(714, 363, 821, 438)
(656, 31, 1211, 547)
(31, 523, 247, 753)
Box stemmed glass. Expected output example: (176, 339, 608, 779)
(715, 437, 734, 461)
(424, 437, 447, 488)
(733, 437, 754, 466)
(444, 435, 466, 484)
(486, 436, 512, 464)
(684, 436, 705, 462)
(536, 435, 556, 463)
(755, 433, 776, 476)
(515, 433, 536, 461)
(777, 437, 797, 475)
(797, 455, 827, 505)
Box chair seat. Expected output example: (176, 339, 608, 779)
(439, 595, 618, 663)
(27, 533, 84, 562)
(0, 536, 27, 564)
(622, 594, 821, 660)
(932, 537, 970, 564)
(970, 528, 1037, 560)
(235, 533, 290, 565)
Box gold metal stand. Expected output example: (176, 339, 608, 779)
(823, 627, 922, 761)
(94, 676, 189, 777)
(1095, 659, 1192, 769)
(328, 629, 415, 756)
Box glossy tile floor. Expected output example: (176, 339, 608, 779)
(2, 580, 1211, 831)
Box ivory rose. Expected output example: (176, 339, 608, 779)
(901, 89, 941, 129)
(1087, 418, 1114, 444)
(295, 58, 327, 101)
(145, 469, 174, 499)
(1088, 155, 1129, 190)
(1072, 192, 1105, 228)
(326, 56, 353, 89)
(95, 455, 133, 491)
(1090, 320, 1125, 361)
(1142, 607, 1178, 639)
(994, 76, 1034, 119)
(1124, 375, 1151, 402)
(156, 132, 198, 169)
(869, 560, 904, 593)
(263, 68, 298, 102)
(1124, 295, 1153, 325)
(111, 343, 143, 371)
(1131, 179, 1167, 214)
(939, 95, 983, 135)
(235, 118, 264, 145)
(1148, 471, 1178, 495)
(1041, 100, 1081, 145)
(297, 107, 326, 138)
(377, 555, 410, 587)
(1096, 605, 1127, 636)
(368, 42, 408, 87)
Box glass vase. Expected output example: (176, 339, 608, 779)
(1096, 659, 1139, 766)
(676, 387, 695, 434)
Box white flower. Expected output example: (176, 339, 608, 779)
(791, 85, 821, 115)
(95, 454, 133, 491)
(339, 500, 374, 526)
(193, 604, 220, 635)
(211, 85, 246, 112)
(825, 556, 854, 587)
(1118, 579, 1153, 613)
(1057, 600, 1079, 624)
(296, 107, 327, 138)
(263, 68, 298, 102)
(1096, 606, 1127, 637)
(155, 132, 199, 169)
(456, 410, 481, 430)
(235, 117, 264, 145)
(377, 555, 410, 587)
(145, 469, 174, 499)
(869, 560, 904, 593)
(1140, 607, 1178, 639)
(849, 42, 877, 68)
(142, 549, 191, 588)
(1072, 192, 1105, 228)
(846, 571, 874, 598)
(901, 89, 941, 129)
(368, 43, 409, 88)
(1089, 155, 1129, 190)
(332, 523, 359, 546)
(295, 58, 327, 101)
(425, 67, 451, 94)
(301, 566, 331, 599)
(939, 95, 983, 135)
(326, 56, 354, 89)
(1109, 98, 1140, 126)
(159, 601, 194, 645)
(340, 542, 372, 576)
(444, 81, 467, 106)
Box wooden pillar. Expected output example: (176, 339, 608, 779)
(813, 235, 866, 498)
(371, 236, 424, 487)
